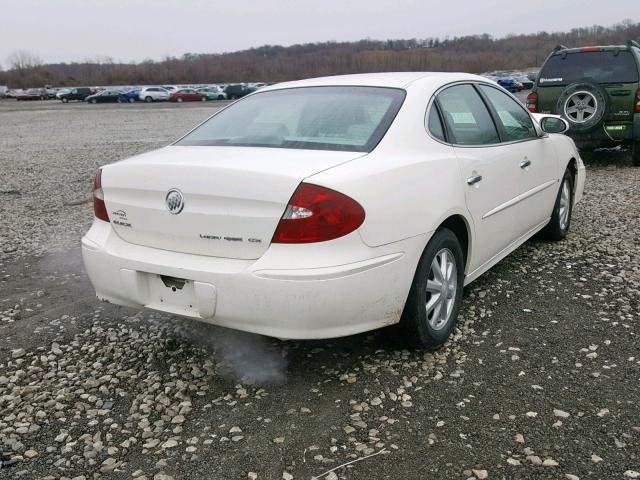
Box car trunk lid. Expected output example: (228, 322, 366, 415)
(102, 146, 364, 259)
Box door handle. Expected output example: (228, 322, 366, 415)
(466, 174, 483, 185)
(520, 159, 531, 169)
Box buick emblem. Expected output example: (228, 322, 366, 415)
(165, 189, 185, 214)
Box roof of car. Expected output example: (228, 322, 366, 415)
(262, 72, 488, 90)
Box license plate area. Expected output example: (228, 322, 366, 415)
(149, 274, 198, 315)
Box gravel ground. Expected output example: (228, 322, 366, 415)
(0, 99, 639, 480)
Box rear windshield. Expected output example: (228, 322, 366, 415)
(176, 86, 406, 152)
(539, 51, 639, 86)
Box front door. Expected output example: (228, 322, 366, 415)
(477, 84, 559, 235)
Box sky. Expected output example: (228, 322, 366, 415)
(0, 0, 637, 66)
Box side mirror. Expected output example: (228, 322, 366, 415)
(540, 116, 569, 134)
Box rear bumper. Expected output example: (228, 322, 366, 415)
(81, 220, 426, 339)
(569, 115, 640, 149)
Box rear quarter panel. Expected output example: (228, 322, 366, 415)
(306, 82, 469, 248)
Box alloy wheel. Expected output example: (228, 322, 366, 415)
(559, 178, 571, 230)
(564, 91, 597, 123)
(425, 248, 458, 330)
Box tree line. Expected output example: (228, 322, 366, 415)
(1, 20, 639, 88)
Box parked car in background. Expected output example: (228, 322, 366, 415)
(0, 86, 8, 98)
(118, 89, 141, 103)
(496, 78, 520, 93)
(138, 87, 169, 103)
(196, 87, 227, 100)
(528, 41, 640, 165)
(163, 86, 178, 94)
(515, 76, 534, 89)
(16, 88, 47, 101)
(85, 89, 123, 104)
(223, 83, 255, 99)
(5, 89, 23, 98)
(59, 87, 93, 102)
(83, 72, 584, 349)
(170, 88, 206, 102)
(56, 88, 72, 99)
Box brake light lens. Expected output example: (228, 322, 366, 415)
(272, 183, 365, 243)
(526, 91, 537, 113)
(635, 89, 640, 113)
(93, 169, 109, 222)
(580, 47, 601, 52)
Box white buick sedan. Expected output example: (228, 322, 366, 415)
(82, 72, 585, 348)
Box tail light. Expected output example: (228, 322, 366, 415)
(635, 89, 640, 113)
(93, 169, 109, 222)
(526, 91, 537, 113)
(272, 183, 365, 243)
(580, 47, 601, 52)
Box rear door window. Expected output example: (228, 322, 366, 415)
(437, 84, 500, 146)
(427, 105, 446, 142)
(539, 51, 639, 86)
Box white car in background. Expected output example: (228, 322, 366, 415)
(138, 87, 170, 103)
(82, 72, 585, 348)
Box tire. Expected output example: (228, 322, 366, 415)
(145, 96, 152, 103)
(117, 98, 123, 103)
(128, 97, 135, 103)
(90, 98, 97, 104)
(61, 97, 68, 103)
(201, 96, 207, 102)
(540, 169, 574, 241)
(555, 82, 608, 132)
(632, 141, 640, 167)
(392, 228, 464, 349)
(217, 95, 224, 100)
(177, 97, 183, 103)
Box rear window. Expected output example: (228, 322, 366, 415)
(176, 86, 406, 152)
(539, 51, 639, 86)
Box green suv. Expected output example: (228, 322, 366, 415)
(527, 41, 640, 166)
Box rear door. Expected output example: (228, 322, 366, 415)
(436, 84, 522, 272)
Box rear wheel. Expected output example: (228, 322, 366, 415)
(392, 228, 464, 349)
(201, 96, 207, 102)
(177, 97, 183, 103)
(540, 169, 574, 241)
(128, 97, 135, 103)
(145, 96, 152, 103)
(632, 141, 640, 167)
(90, 98, 97, 104)
(61, 97, 68, 103)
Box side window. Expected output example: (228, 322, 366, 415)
(427, 104, 446, 142)
(479, 85, 537, 141)
(436, 84, 499, 145)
